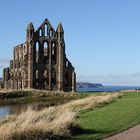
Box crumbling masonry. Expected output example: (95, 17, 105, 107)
(2, 19, 76, 92)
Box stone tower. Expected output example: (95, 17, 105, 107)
(2, 18, 76, 92)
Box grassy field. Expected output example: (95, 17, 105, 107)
(1, 91, 140, 140)
(0, 93, 120, 140)
(73, 92, 140, 139)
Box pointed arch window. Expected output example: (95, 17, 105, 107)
(49, 29, 53, 38)
(43, 69, 48, 78)
(43, 69, 48, 86)
(39, 29, 42, 37)
(52, 42, 55, 55)
(44, 42, 48, 56)
(36, 70, 39, 79)
(52, 42, 56, 64)
(44, 42, 49, 64)
(45, 24, 48, 36)
(66, 61, 69, 67)
(36, 42, 39, 62)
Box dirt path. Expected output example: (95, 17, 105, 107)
(104, 124, 140, 140)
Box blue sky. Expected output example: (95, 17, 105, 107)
(0, 0, 140, 85)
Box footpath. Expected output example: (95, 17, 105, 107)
(104, 124, 140, 140)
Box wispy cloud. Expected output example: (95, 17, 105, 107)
(77, 73, 140, 86)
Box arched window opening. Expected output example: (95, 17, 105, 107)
(52, 42, 56, 64)
(36, 82, 39, 86)
(51, 69, 56, 86)
(43, 70, 48, 78)
(36, 42, 39, 62)
(44, 70, 48, 86)
(44, 81, 47, 86)
(44, 42, 49, 64)
(45, 24, 48, 37)
(52, 42, 55, 55)
(36, 70, 39, 79)
(49, 30, 53, 37)
(35, 69, 39, 86)
(39, 29, 42, 37)
(66, 61, 69, 67)
(44, 42, 48, 56)
(65, 73, 69, 87)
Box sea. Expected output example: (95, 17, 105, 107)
(77, 86, 140, 92)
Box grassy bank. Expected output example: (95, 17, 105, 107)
(73, 92, 140, 139)
(0, 90, 90, 105)
(0, 93, 120, 140)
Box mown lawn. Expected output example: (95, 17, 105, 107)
(73, 92, 140, 140)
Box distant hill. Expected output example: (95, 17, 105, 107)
(0, 78, 2, 81)
(77, 82, 103, 88)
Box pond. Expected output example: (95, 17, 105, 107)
(0, 100, 68, 118)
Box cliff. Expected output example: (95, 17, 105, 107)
(77, 82, 103, 88)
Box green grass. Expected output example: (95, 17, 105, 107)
(73, 92, 140, 140)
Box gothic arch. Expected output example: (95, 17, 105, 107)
(44, 41, 49, 64)
(36, 70, 39, 79)
(35, 70, 39, 87)
(43, 69, 49, 86)
(52, 42, 56, 64)
(35, 41, 39, 62)
(39, 28, 43, 37)
(44, 24, 48, 36)
(49, 29, 53, 38)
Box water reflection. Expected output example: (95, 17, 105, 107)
(0, 104, 29, 118)
(0, 100, 68, 118)
(0, 106, 10, 117)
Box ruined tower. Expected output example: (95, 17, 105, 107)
(2, 18, 76, 92)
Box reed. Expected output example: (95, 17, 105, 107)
(0, 93, 120, 140)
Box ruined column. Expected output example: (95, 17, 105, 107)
(48, 41, 52, 90)
(57, 23, 64, 91)
(57, 41, 64, 91)
(26, 22, 34, 89)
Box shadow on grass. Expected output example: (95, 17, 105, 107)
(71, 125, 97, 135)
(69, 124, 114, 140)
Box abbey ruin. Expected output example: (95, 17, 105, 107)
(2, 19, 76, 92)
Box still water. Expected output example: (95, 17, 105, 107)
(0, 104, 28, 118)
(0, 101, 66, 118)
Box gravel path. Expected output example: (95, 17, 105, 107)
(104, 124, 140, 140)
